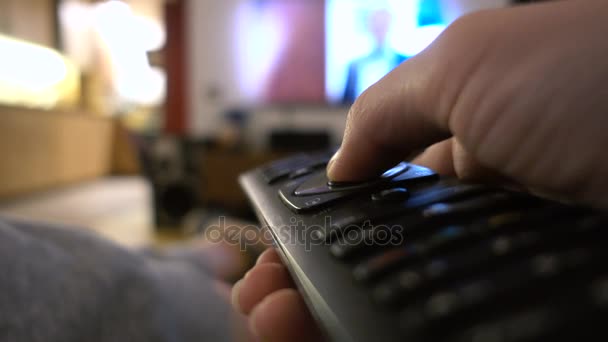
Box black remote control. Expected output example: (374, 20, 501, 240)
(239, 150, 608, 342)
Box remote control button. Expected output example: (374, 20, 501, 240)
(322, 183, 492, 242)
(261, 154, 309, 184)
(407, 221, 605, 300)
(397, 246, 608, 340)
(381, 162, 410, 178)
(311, 229, 326, 241)
(262, 167, 299, 184)
(295, 162, 410, 196)
(332, 223, 404, 261)
(424, 247, 604, 326)
(320, 212, 370, 241)
(294, 163, 436, 197)
(327, 162, 410, 189)
(279, 187, 352, 212)
(353, 247, 414, 282)
(372, 187, 409, 202)
(326, 179, 383, 191)
(373, 269, 431, 307)
(373, 270, 425, 306)
(355, 226, 469, 283)
(372, 232, 543, 307)
(330, 228, 375, 259)
(306, 150, 337, 167)
(423, 226, 470, 252)
(293, 172, 336, 196)
(405, 183, 490, 208)
(261, 152, 333, 184)
(278, 175, 359, 213)
(421, 192, 516, 218)
(391, 164, 438, 184)
(289, 167, 314, 179)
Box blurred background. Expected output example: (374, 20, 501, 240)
(0, 0, 519, 248)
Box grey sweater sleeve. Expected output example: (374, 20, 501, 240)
(0, 217, 234, 342)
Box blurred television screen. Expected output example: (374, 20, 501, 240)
(233, 0, 507, 106)
(327, 0, 447, 104)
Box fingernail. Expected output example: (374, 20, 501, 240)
(249, 297, 269, 340)
(248, 315, 261, 339)
(326, 148, 341, 179)
(231, 279, 244, 313)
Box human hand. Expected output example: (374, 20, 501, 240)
(231, 248, 324, 341)
(328, 0, 608, 209)
(233, 1, 608, 340)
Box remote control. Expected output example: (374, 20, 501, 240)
(239, 150, 608, 342)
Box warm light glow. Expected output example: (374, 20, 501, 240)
(0, 34, 79, 109)
(0, 37, 67, 90)
(115, 66, 167, 106)
(58, 0, 166, 107)
(93, 0, 166, 106)
(59, 0, 96, 69)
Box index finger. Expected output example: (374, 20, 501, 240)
(326, 14, 484, 182)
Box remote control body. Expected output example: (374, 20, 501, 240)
(240, 151, 608, 342)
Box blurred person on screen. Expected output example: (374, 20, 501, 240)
(342, 8, 408, 104)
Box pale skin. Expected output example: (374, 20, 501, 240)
(232, 1, 608, 341)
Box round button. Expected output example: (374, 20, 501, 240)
(294, 172, 334, 196)
(372, 187, 409, 202)
(295, 162, 410, 197)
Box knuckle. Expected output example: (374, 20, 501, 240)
(254, 262, 287, 276)
(441, 10, 488, 44)
(433, 11, 502, 141)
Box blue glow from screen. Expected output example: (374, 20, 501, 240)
(326, 0, 448, 104)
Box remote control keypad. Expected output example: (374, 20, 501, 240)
(279, 163, 438, 212)
(243, 152, 608, 342)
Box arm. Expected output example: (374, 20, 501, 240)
(0, 217, 237, 342)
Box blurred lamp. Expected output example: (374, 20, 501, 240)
(0, 34, 79, 109)
(59, 0, 166, 107)
(93, 0, 166, 106)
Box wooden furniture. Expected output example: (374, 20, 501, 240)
(200, 149, 288, 212)
(0, 105, 114, 200)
